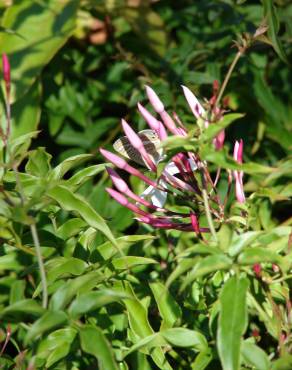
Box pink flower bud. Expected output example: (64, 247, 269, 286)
(121, 119, 156, 171)
(253, 263, 261, 278)
(145, 85, 164, 113)
(214, 129, 225, 150)
(100, 148, 158, 188)
(106, 188, 148, 216)
(107, 167, 158, 209)
(190, 212, 200, 234)
(233, 140, 245, 203)
(160, 110, 182, 135)
(137, 103, 167, 140)
(2, 54, 10, 87)
(181, 85, 205, 119)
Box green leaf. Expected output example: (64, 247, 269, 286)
(25, 311, 68, 343)
(272, 355, 292, 370)
(0, 0, 79, 101)
(162, 328, 208, 351)
(49, 154, 93, 180)
(228, 231, 261, 256)
(112, 256, 157, 269)
(115, 282, 172, 370)
(217, 276, 249, 370)
(47, 185, 117, 247)
(79, 325, 119, 370)
(37, 327, 77, 368)
(238, 247, 283, 265)
(201, 113, 244, 142)
(262, 0, 288, 63)
(0, 299, 44, 320)
(94, 234, 155, 261)
(57, 218, 87, 239)
(149, 282, 181, 329)
(50, 271, 104, 311)
(25, 147, 52, 177)
(241, 341, 270, 370)
(10, 80, 42, 138)
(191, 348, 213, 370)
(68, 289, 129, 318)
(67, 164, 108, 188)
(181, 254, 233, 290)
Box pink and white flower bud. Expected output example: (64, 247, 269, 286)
(137, 103, 167, 140)
(181, 85, 205, 119)
(121, 119, 156, 171)
(106, 167, 159, 209)
(145, 85, 164, 113)
(106, 188, 149, 217)
(100, 148, 158, 188)
(233, 139, 245, 203)
(214, 129, 225, 150)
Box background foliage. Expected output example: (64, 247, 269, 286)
(0, 0, 291, 369)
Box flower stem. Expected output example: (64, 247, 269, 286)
(30, 223, 48, 309)
(202, 188, 217, 241)
(216, 50, 243, 106)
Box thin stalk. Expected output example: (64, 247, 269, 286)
(30, 223, 48, 309)
(216, 50, 243, 106)
(202, 188, 217, 241)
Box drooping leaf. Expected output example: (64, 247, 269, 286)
(217, 276, 249, 370)
(79, 325, 119, 370)
(47, 185, 117, 247)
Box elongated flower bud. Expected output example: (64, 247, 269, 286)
(190, 212, 200, 234)
(181, 85, 205, 118)
(100, 148, 158, 188)
(233, 140, 245, 203)
(106, 167, 158, 209)
(137, 103, 167, 140)
(121, 119, 156, 171)
(2, 54, 10, 89)
(106, 188, 149, 217)
(145, 85, 164, 113)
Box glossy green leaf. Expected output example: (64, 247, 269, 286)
(181, 254, 233, 290)
(238, 247, 283, 265)
(50, 271, 104, 311)
(0, 299, 44, 320)
(47, 185, 117, 247)
(0, 0, 79, 101)
(49, 154, 93, 180)
(241, 341, 270, 370)
(79, 325, 119, 370)
(201, 113, 244, 142)
(37, 327, 77, 368)
(67, 164, 108, 188)
(112, 256, 157, 269)
(115, 282, 172, 370)
(57, 218, 87, 239)
(25, 147, 52, 177)
(150, 282, 181, 329)
(68, 289, 129, 318)
(191, 348, 213, 370)
(94, 235, 155, 261)
(217, 276, 249, 370)
(162, 328, 208, 351)
(25, 310, 68, 343)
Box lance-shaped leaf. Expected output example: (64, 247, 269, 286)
(217, 276, 249, 370)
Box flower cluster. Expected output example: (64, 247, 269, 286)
(100, 85, 245, 233)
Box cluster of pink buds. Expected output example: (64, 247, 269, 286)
(100, 85, 245, 233)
